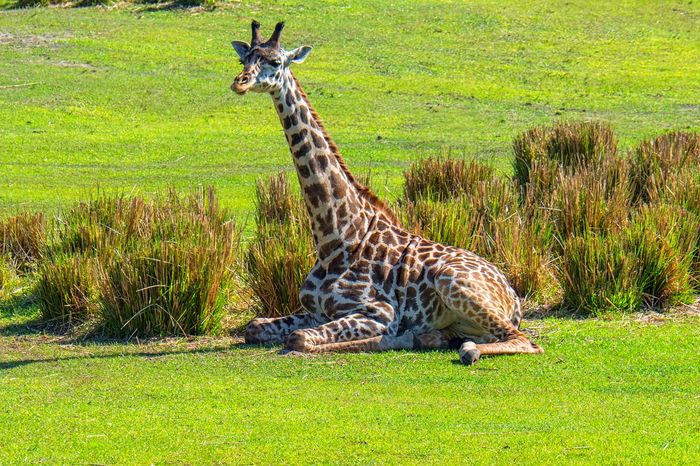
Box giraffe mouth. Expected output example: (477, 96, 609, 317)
(231, 82, 250, 95)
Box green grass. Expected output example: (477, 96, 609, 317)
(1, 303, 699, 464)
(1, 1, 699, 214)
(2, 2, 700, 463)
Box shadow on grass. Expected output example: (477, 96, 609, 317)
(0, 344, 241, 371)
(0, 291, 45, 335)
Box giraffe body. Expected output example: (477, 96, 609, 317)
(232, 22, 542, 364)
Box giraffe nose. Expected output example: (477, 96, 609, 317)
(232, 73, 253, 94)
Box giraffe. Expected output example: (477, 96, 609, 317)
(231, 21, 543, 364)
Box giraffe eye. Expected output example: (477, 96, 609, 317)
(270, 59, 282, 66)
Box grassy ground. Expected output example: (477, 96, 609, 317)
(1, 303, 699, 464)
(2, 2, 700, 463)
(1, 1, 699, 213)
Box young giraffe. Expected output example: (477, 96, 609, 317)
(231, 21, 543, 364)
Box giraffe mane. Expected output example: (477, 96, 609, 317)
(291, 74, 400, 226)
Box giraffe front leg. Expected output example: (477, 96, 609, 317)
(245, 313, 323, 345)
(284, 303, 412, 354)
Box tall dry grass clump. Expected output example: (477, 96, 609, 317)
(560, 232, 641, 314)
(33, 188, 241, 336)
(246, 173, 316, 317)
(405, 122, 699, 314)
(403, 157, 496, 202)
(36, 254, 97, 326)
(95, 189, 240, 336)
(513, 121, 617, 188)
(629, 131, 700, 204)
(550, 156, 631, 239)
(0, 212, 46, 271)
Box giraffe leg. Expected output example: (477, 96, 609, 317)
(435, 267, 543, 365)
(284, 302, 411, 353)
(245, 313, 324, 345)
(415, 329, 451, 350)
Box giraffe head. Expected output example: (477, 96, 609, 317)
(231, 21, 312, 95)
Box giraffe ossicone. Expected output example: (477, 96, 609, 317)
(231, 21, 543, 364)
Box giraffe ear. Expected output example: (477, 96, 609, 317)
(289, 46, 312, 64)
(232, 41, 250, 60)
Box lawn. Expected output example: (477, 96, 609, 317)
(2, 1, 700, 464)
(1, 0, 699, 213)
(1, 304, 699, 464)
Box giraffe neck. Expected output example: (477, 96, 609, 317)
(271, 71, 375, 263)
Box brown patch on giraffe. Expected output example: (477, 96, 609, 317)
(295, 142, 312, 158)
(291, 128, 308, 146)
(319, 238, 342, 258)
(317, 154, 329, 171)
(330, 171, 347, 199)
(304, 182, 330, 207)
(337, 202, 348, 220)
(298, 104, 309, 124)
(311, 130, 327, 148)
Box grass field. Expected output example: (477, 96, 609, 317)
(1, 1, 699, 213)
(2, 1, 700, 464)
(1, 304, 699, 464)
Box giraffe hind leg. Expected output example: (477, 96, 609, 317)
(435, 267, 543, 365)
(459, 336, 543, 365)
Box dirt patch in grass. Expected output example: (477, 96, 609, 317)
(0, 32, 72, 48)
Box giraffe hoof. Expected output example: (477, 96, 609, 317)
(286, 330, 312, 352)
(459, 342, 480, 365)
(244, 318, 270, 344)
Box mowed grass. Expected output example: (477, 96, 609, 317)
(1, 1, 699, 213)
(1, 305, 699, 464)
(2, 2, 700, 464)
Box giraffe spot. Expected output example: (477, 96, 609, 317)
(387, 249, 400, 263)
(319, 238, 342, 257)
(337, 202, 348, 219)
(361, 246, 374, 260)
(311, 130, 327, 149)
(304, 183, 329, 208)
(383, 270, 395, 293)
(299, 105, 309, 124)
(375, 244, 388, 261)
(297, 164, 311, 178)
(277, 104, 284, 113)
(352, 215, 364, 232)
(371, 264, 385, 283)
(317, 210, 335, 236)
(285, 92, 293, 107)
(414, 312, 424, 325)
(381, 231, 396, 246)
(330, 171, 347, 199)
(343, 223, 357, 240)
(312, 266, 327, 280)
(317, 154, 329, 171)
(300, 293, 315, 310)
(295, 142, 312, 159)
(291, 128, 308, 146)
